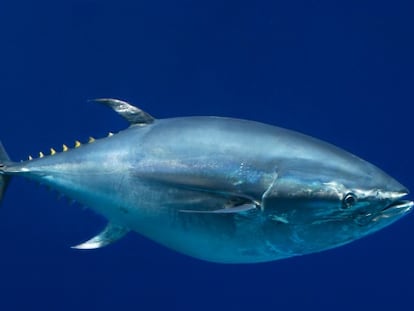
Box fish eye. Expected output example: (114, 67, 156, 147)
(342, 193, 357, 209)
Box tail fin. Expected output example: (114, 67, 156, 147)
(0, 141, 11, 204)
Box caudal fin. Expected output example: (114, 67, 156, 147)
(0, 141, 11, 204)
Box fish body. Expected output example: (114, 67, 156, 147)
(0, 99, 411, 263)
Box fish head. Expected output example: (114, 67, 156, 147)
(262, 143, 412, 253)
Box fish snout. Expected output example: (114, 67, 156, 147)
(372, 166, 408, 195)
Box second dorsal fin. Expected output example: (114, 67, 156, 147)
(92, 98, 155, 126)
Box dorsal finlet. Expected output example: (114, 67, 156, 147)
(91, 98, 155, 126)
(39, 152, 44, 158)
(28, 155, 33, 161)
(62, 144, 68, 152)
(50, 148, 56, 155)
(75, 141, 81, 148)
(88, 137, 95, 143)
(108, 132, 114, 137)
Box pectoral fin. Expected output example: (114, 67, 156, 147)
(71, 223, 129, 250)
(180, 203, 257, 214)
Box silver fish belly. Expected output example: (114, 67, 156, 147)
(0, 99, 411, 263)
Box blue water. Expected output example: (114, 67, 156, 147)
(0, 1, 413, 310)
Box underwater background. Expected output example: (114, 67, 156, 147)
(0, 1, 413, 310)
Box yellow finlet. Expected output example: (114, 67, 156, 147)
(75, 140, 81, 148)
(88, 136, 95, 143)
(39, 152, 44, 158)
(108, 132, 114, 137)
(28, 155, 33, 161)
(62, 144, 69, 152)
(50, 148, 56, 155)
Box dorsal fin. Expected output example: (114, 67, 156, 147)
(92, 98, 155, 126)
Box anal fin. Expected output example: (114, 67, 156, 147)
(71, 223, 129, 250)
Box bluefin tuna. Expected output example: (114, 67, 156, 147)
(0, 99, 411, 263)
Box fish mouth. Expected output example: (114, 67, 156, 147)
(381, 199, 414, 216)
(381, 188, 413, 215)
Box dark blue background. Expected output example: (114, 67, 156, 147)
(0, 1, 413, 310)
